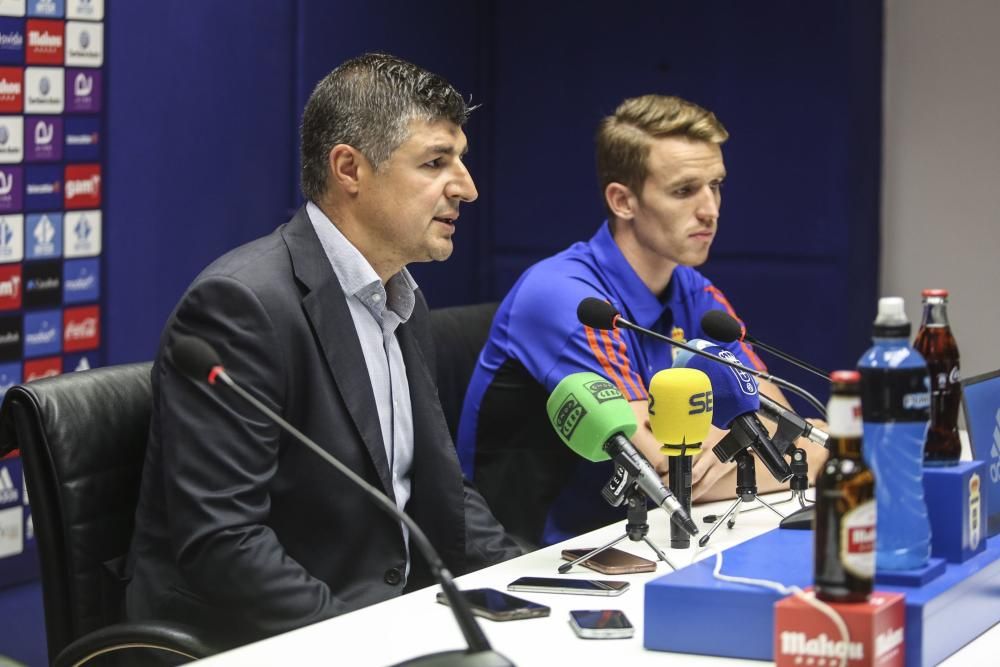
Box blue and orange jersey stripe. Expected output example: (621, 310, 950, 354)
(584, 325, 647, 400)
(703, 285, 767, 371)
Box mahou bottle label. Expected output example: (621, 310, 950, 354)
(841, 500, 876, 578)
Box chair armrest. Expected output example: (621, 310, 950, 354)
(54, 621, 219, 667)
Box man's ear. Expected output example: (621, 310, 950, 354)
(605, 182, 638, 221)
(328, 144, 366, 195)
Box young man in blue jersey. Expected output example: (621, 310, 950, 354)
(457, 95, 828, 546)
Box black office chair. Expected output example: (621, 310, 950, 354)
(428, 302, 499, 441)
(0, 364, 217, 666)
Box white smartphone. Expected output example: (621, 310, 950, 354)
(507, 576, 630, 596)
(569, 610, 635, 639)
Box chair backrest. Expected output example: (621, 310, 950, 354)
(0, 363, 153, 660)
(428, 302, 499, 440)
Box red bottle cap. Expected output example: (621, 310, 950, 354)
(830, 370, 861, 384)
(922, 288, 948, 297)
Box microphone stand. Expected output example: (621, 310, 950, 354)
(697, 437, 786, 547)
(558, 483, 677, 573)
(207, 368, 513, 667)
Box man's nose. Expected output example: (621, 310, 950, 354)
(447, 162, 478, 203)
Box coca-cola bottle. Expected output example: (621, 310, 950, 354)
(913, 288, 962, 465)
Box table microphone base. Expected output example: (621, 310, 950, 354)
(779, 504, 814, 530)
(392, 649, 514, 667)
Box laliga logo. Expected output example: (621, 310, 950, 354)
(39, 76, 50, 96)
(719, 348, 757, 395)
(75, 215, 91, 241)
(0, 466, 17, 504)
(79, 30, 90, 50)
(0, 171, 12, 196)
(74, 73, 92, 97)
(34, 215, 55, 245)
(34, 120, 53, 146)
(0, 220, 13, 248)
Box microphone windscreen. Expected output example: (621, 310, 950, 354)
(577, 297, 619, 330)
(670, 337, 715, 370)
(170, 335, 222, 381)
(546, 372, 638, 462)
(701, 309, 743, 343)
(677, 344, 759, 429)
(648, 368, 713, 453)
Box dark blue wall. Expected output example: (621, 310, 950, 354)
(106, 0, 882, 407)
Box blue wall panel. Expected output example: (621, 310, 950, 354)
(104, 0, 882, 405)
(106, 2, 296, 363)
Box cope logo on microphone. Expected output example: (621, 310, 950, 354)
(584, 379, 622, 404)
(554, 393, 587, 440)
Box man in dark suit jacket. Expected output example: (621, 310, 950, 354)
(125, 53, 520, 649)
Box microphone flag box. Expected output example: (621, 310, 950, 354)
(774, 589, 905, 667)
(646, 527, 1000, 666)
(644, 528, 814, 660)
(922, 461, 987, 563)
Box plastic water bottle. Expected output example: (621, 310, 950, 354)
(857, 297, 931, 570)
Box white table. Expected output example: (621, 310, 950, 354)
(196, 491, 999, 666)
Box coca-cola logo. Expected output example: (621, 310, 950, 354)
(64, 317, 96, 340)
(63, 305, 99, 352)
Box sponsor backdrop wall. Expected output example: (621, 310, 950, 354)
(0, 0, 104, 589)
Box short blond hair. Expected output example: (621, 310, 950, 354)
(596, 95, 728, 209)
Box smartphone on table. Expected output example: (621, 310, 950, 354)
(507, 576, 630, 596)
(560, 547, 657, 574)
(435, 587, 550, 621)
(569, 609, 635, 639)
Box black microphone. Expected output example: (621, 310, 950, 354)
(701, 309, 830, 382)
(577, 297, 826, 418)
(169, 335, 513, 667)
(758, 394, 829, 451)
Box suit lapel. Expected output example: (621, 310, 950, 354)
(281, 208, 393, 498)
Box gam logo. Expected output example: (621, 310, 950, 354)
(554, 393, 587, 440)
(584, 379, 621, 404)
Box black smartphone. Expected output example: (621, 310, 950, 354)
(435, 588, 550, 621)
(507, 576, 630, 596)
(569, 609, 635, 639)
(561, 547, 657, 574)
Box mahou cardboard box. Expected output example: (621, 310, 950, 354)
(775, 589, 905, 667)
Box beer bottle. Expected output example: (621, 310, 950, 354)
(913, 288, 962, 465)
(814, 370, 875, 603)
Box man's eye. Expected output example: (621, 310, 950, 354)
(710, 180, 724, 191)
(424, 158, 443, 168)
(673, 187, 692, 197)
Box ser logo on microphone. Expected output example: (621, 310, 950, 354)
(689, 391, 714, 415)
(554, 393, 587, 440)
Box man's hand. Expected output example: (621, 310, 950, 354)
(627, 400, 670, 481)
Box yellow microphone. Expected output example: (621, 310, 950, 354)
(647, 367, 713, 548)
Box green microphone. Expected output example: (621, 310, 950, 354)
(546, 372, 699, 537)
